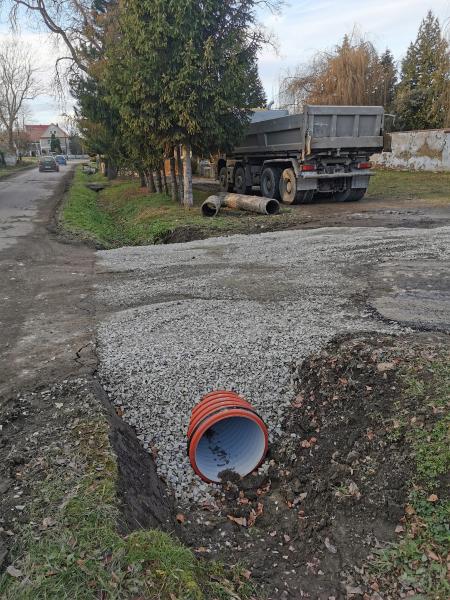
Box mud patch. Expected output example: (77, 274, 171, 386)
(180, 331, 449, 599)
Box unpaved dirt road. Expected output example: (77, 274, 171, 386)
(0, 165, 96, 397)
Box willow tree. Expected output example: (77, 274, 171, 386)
(105, 0, 267, 207)
(279, 31, 394, 110)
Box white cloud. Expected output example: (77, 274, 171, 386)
(2, 0, 450, 120)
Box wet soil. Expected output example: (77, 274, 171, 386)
(180, 331, 449, 599)
(161, 182, 450, 245)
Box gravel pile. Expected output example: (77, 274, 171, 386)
(96, 226, 450, 504)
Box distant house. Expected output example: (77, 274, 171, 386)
(24, 124, 69, 155)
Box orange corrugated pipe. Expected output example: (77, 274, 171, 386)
(187, 391, 268, 483)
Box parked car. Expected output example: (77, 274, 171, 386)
(39, 156, 59, 172)
(55, 155, 67, 165)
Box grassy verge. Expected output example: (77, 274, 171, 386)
(0, 159, 37, 179)
(368, 358, 450, 598)
(0, 387, 255, 600)
(367, 169, 450, 203)
(62, 168, 247, 248)
(62, 167, 450, 249)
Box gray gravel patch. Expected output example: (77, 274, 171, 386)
(95, 226, 450, 504)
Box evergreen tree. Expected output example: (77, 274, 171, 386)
(379, 49, 397, 111)
(395, 11, 450, 130)
(50, 132, 62, 153)
(105, 0, 266, 206)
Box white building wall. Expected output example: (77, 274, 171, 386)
(372, 129, 450, 171)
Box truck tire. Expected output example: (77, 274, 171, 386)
(260, 167, 281, 200)
(279, 168, 315, 204)
(279, 168, 297, 204)
(295, 190, 315, 204)
(333, 189, 352, 202)
(233, 166, 251, 195)
(346, 188, 367, 201)
(219, 166, 233, 192)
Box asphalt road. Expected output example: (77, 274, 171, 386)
(0, 165, 97, 397)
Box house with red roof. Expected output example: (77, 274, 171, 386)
(24, 123, 69, 155)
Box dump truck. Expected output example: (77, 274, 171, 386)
(217, 105, 386, 203)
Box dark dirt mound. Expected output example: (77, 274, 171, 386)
(181, 332, 449, 599)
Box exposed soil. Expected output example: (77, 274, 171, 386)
(159, 179, 450, 245)
(180, 331, 449, 599)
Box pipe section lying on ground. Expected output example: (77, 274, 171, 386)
(187, 390, 268, 483)
(201, 193, 280, 217)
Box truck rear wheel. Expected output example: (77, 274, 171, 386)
(347, 188, 367, 201)
(279, 168, 315, 204)
(234, 166, 251, 194)
(279, 168, 297, 204)
(260, 167, 281, 200)
(219, 167, 233, 192)
(333, 189, 352, 202)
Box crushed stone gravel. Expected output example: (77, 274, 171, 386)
(95, 226, 450, 503)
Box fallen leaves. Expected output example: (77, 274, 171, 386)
(227, 515, 247, 527)
(376, 361, 396, 373)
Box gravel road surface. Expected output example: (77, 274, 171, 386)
(96, 225, 450, 503)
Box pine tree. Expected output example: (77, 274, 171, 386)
(379, 49, 397, 111)
(395, 11, 450, 130)
(50, 132, 62, 153)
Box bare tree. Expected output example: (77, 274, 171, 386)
(0, 38, 40, 151)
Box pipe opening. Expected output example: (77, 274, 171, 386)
(265, 199, 280, 215)
(201, 201, 219, 217)
(195, 416, 266, 483)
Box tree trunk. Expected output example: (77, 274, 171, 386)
(161, 165, 169, 195)
(155, 170, 162, 193)
(7, 123, 14, 153)
(139, 170, 146, 188)
(176, 145, 184, 201)
(169, 154, 178, 203)
(106, 159, 118, 180)
(182, 143, 193, 208)
(146, 170, 156, 193)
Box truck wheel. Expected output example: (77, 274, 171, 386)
(346, 188, 367, 201)
(295, 190, 315, 204)
(260, 167, 281, 200)
(234, 166, 251, 195)
(333, 189, 352, 202)
(219, 167, 233, 192)
(279, 168, 297, 204)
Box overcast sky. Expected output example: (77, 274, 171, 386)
(1, 0, 450, 125)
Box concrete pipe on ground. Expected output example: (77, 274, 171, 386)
(201, 193, 280, 217)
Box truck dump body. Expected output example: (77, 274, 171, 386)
(232, 105, 384, 157)
(219, 104, 386, 204)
